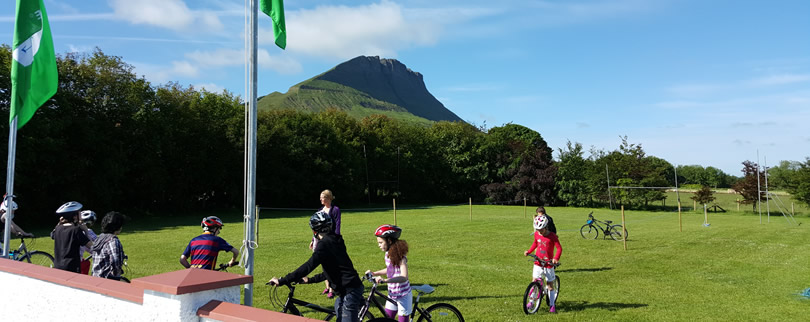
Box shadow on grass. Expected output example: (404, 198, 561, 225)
(557, 267, 613, 273)
(558, 300, 648, 312)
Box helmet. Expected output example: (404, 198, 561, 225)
(534, 215, 549, 230)
(201, 216, 224, 231)
(374, 225, 402, 239)
(309, 211, 332, 233)
(80, 210, 97, 225)
(1, 200, 18, 212)
(56, 201, 83, 218)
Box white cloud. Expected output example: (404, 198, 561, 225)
(526, 0, 663, 26)
(746, 74, 810, 86)
(133, 60, 199, 84)
(108, 0, 222, 32)
(262, 0, 439, 59)
(185, 48, 302, 74)
(193, 83, 224, 93)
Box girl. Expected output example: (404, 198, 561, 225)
(310, 189, 341, 298)
(365, 225, 411, 322)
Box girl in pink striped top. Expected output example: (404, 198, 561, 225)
(365, 225, 411, 322)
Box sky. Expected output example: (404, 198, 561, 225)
(2, 0, 809, 175)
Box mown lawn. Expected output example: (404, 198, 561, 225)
(24, 205, 810, 321)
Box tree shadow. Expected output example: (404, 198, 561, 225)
(557, 267, 613, 273)
(559, 300, 648, 312)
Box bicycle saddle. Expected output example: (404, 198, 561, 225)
(605, 220, 613, 224)
(412, 284, 434, 294)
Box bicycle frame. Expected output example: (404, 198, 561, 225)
(276, 283, 336, 319)
(360, 274, 428, 321)
(586, 214, 613, 235)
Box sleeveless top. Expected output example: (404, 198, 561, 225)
(385, 251, 411, 299)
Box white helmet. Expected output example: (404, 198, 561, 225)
(80, 210, 97, 225)
(533, 215, 549, 230)
(56, 201, 83, 219)
(1, 200, 18, 212)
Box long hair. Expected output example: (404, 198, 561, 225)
(387, 238, 409, 267)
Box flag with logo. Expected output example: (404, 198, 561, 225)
(260, 0, 286, 49)
(11, 0, 58, 129)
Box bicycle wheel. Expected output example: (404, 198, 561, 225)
(522, 281, 542, 315)
(545, 276, 561, 307)
(580, 224, 599, 239)
(23, 251, 54, 268)
(609, 225, 626, 241)
(417, 303, 464, 322)
(357, 310, 377, 321)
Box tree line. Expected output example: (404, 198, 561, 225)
(1, 47, 808, 227)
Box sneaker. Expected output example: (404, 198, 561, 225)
(326, 291, 335, 299)
(321, 288, 330, 295)
(549, 306, 556, 314)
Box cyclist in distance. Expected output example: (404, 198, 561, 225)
(90, 212, 127, 280)
(0, 195, 34, 238)
(310, 189, 341, 298)
(79, 210, 98, 274)
(52, 201, 93, 273)
(365, 225, 411, 322)
(269, 211, 364, 322)
(180, 216, 239, 270)
(524, 214, 562, 313)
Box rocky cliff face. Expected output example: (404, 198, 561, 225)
(317, 56, 463, 122)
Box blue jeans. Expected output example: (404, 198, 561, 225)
(334, 286, 364, 322)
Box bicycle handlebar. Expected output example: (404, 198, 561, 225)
(215, 261, 238, 271)
(527, 254, 561, 267)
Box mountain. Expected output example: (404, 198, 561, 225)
(258, 56, 464, 124)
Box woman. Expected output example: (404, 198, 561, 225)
(310, 189, 341, 298)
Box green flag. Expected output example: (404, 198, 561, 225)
(260, 0, 286, 50)
(11, 0, 58, 129)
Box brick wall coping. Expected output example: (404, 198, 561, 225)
(132, 267, 253, 295)
(0, 258, 143, 303)
(197, 300, 321, 321)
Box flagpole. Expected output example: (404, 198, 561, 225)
(3, 117, 19, 257)
(244, 0, 259, 306)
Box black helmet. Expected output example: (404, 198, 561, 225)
(309, 211, 332, 233)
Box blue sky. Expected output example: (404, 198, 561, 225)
(2, 0, 809, 175)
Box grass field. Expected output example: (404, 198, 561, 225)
(22, 204, 810, 321)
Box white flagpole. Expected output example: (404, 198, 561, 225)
(244, 0, 259, 306)
(3, 117, 19, 257)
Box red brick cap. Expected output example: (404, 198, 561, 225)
(198, 300, 321, 321)
(132, 268, 252, 295)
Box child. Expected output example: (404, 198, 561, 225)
(309, 189, 341, 298)
(365, 225, 411, 322)
(79, 210, 98, 275)
(533, 206, 557, 234)
(91, 212, 127, 280)
(524, 215, 562, 313)
(52, 201, 93, 273)
(269, 211, 364, 322)
(180, 216, 239, 270)
(0, 195, 34, 238)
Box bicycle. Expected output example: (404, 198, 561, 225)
(579, 211, 628, 241)
(84, 254, 132, 283)
(522, 254, 560, 315)
(266, 280, 374, 321)
(214, 261, 238, 272)
(5, 236, 54, 267)
(360, 272, 464, 322)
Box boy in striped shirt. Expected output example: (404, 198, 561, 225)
(180, 216, 239, 270)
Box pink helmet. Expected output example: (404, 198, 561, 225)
(534, 215, 549, 230)
(374, 225, 402, 239)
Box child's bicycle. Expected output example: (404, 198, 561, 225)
(214, 261, 238, 272)
(360, 272, 464, 322)
(266, 280, 373, 321)
(5, 236, 54, 267)
(523, 254, 560, 315)
(84, 254, 133, 282)
(580, 211, 628, 241)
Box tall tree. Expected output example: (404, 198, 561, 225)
(732, 161, 767, 211)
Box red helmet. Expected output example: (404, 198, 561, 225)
(374, 225, 402, 239)
(201, 216, 224, 231)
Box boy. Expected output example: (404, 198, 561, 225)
(52, 201, 93, 273)
(91, 212, 127, 280)
(269, 211, 364, 322)
(524, 214, 562, 313)
(180, 216, 239, 270)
